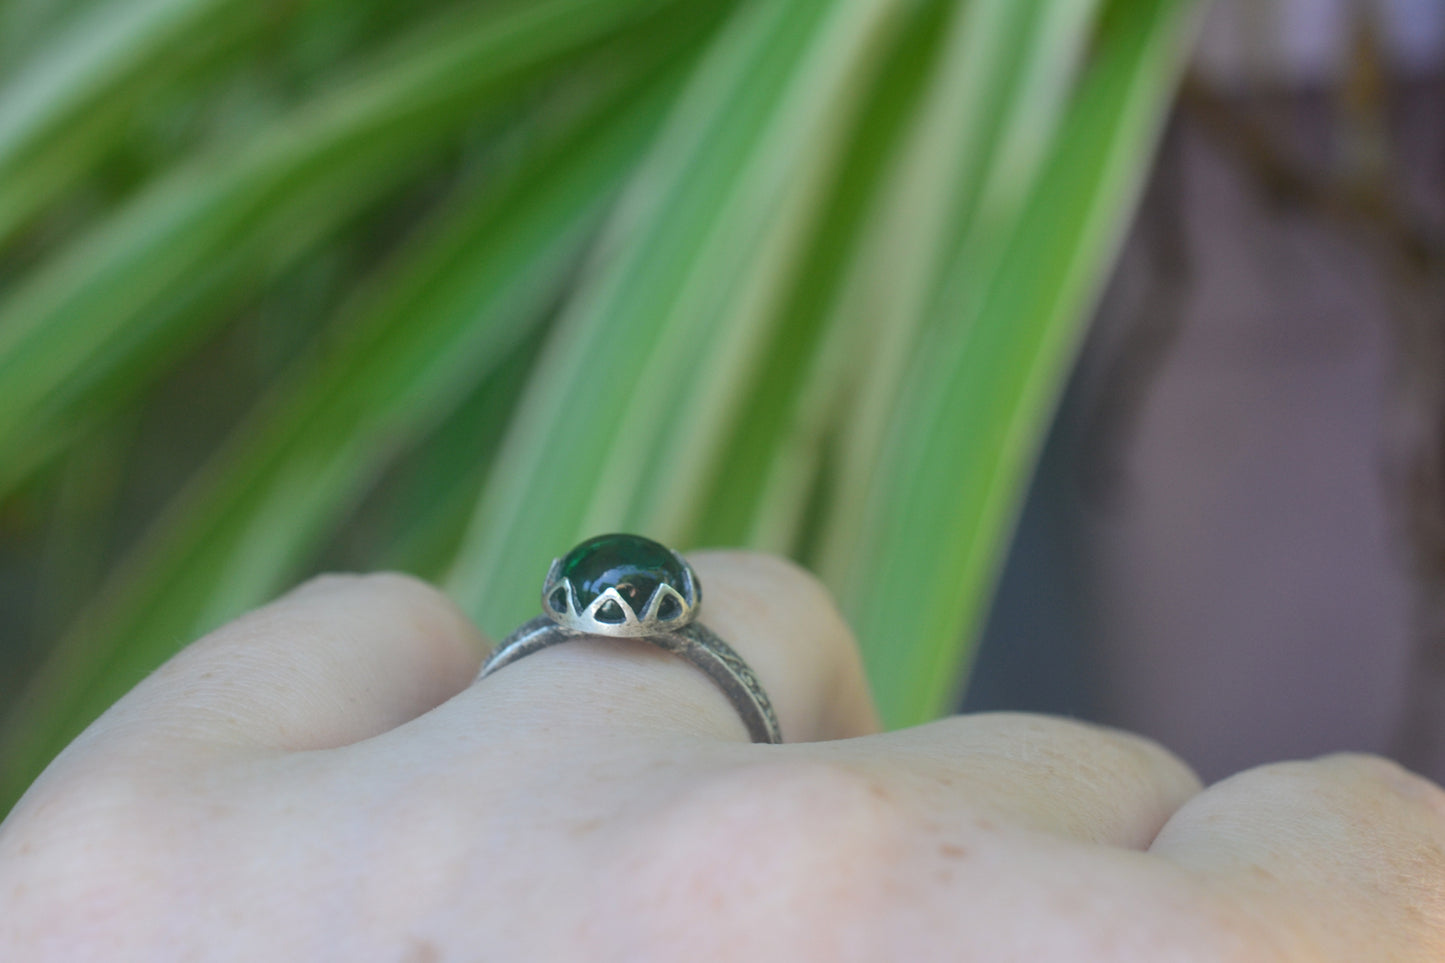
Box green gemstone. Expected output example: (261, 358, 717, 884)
(559, 533, 686, 619)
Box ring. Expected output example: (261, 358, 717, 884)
(479, 533, 783, 744)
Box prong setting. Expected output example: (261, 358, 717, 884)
(486, 531, 781, 743)
(539, 534, 699, 637)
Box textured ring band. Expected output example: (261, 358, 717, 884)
(481, 617, 782, 744)
(478, 533, 783, 744)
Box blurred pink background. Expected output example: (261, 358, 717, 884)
(968, 0, 1445, 784)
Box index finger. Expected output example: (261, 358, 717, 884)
(812, 713, 1203, 849)
(1150, 754, 1445, 959)
(46, 573, 486, 768)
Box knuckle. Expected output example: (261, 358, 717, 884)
(1221, 754, 1445, 825)
(290, 571, 455, 616)
(272, 571, 480, 668)
(1062, 881, 1277, 963)
(359, 571, 481, 648)
(690, 548, 813, 582)
(689, 551, 839, 618)
(307, 571, 360, 590)
(952, 712, 1184, 767)
(358, 570, 445, 603)
(286, 572, 365, 599)
(1096, 724, 1195, 778)
(10, 761, 147, 844)
(1191, 756, 1445, 949)
(1, 765, 179, 945)
(946, 713, 1200, 796)
(1156, 897, 1291, 963)
(630, 759, 913, 921)
(688, 549, 862, 675)
(1316, 752, 1445, 815)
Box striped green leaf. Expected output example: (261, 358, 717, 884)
(0, 0, 712, 497)
(444, 0, 922, 638)
(826, 0, 1204, 727)
(0, 76, 673, 807)
(0, 0, 261, 240)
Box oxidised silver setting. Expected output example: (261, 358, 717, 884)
(539, 549, 699, 639)
(480, 537, 782, 744)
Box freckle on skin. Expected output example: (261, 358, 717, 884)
(939, 843, 968, 860)
(403, 938, 440, 963)
(571, 819, 602, 837)
(1249, 865, 1276, 884)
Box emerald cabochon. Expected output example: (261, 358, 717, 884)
(554, 533, 691, 623)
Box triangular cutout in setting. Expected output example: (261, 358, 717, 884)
(595, 599, 627, 623)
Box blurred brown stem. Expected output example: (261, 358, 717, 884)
(1074, 115, 1192, 510)
(1182, 59, 1445, 775)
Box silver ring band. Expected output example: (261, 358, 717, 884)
(480, 615, 783, 744)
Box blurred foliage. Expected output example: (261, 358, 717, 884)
(0, 0, 1202, 807)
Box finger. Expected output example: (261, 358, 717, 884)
(811, 712, 1202, 848)
(1149, 753, 1445, 960)
(76, 573, 486, 758)
(459, 550, 878, 745)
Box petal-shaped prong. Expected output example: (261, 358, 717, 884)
(541, 561, 580, 623)
(539, 557, 563, 610)
(538, 542, 704, 636)
(559, 578, 580, 620)
(673, 549, 700, 608)
(583, 586, 640, 626)
(643, 582, 690, 623)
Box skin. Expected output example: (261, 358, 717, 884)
(1, 551, 1443, 961)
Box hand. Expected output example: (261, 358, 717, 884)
(2, 552, 1442, 961)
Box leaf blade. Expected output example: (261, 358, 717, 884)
(832, 0, 1206, 728)
(0, 0, 710, 498)
(0, 74, 673, 807)
(444, 0, 918, 637)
